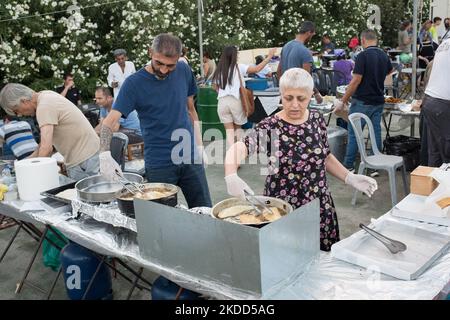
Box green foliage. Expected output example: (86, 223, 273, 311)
(0, 0, 431, 101)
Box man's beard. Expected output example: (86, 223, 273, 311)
(151, 61, 169, 80)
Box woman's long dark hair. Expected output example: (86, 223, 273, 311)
(212, 46, 238, 90)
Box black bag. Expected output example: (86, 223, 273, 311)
(384, 135, 421, 171)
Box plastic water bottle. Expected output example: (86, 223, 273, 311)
(1, 167, 13, 185)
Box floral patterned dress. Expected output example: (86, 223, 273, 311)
(244, 110, 340, 251)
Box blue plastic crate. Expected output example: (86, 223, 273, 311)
(246, 78, 268, 91)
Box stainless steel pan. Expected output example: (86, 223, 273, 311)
(211, 196, 293, 227)
(75, 173, 143, 203)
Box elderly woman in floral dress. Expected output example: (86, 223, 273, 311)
(224, 68, 378, 251)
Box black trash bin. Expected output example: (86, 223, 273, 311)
(383, 135, 421, 171)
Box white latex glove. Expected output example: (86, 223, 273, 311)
(197, 145, 208, 168)
(224, 173, 255, 200)
(345, 172, 378, 197)
(99, 151, 123, 181)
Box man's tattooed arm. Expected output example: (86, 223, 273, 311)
(100, 125, 113, 152)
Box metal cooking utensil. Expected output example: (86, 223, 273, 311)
(115, 169, 145, 194)
(243, 190, 275, 216)
(359, 223, 407, 254)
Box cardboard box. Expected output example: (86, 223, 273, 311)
(410, 166, 439, 196)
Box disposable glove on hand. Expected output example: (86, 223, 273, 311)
(99, 151, 123, 181)
(333, 99, 344, 111)
(345, 172, 378, 197)
(224, 173, 255, 200)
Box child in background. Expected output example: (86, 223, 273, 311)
(333, 49, 354, 86)
(332, 49, 354, 130)
(0, 116, 38, 160)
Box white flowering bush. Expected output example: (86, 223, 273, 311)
(0, 0, 428, 100)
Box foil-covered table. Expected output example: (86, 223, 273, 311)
(0, 200, 449, 300)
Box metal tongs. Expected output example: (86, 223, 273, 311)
(243, 190, 275, 216)
(115, 169, 146, 195)
(359, 223, 407, 254)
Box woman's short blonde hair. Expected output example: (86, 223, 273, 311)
(279, 68, 314, 94)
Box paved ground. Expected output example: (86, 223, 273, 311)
(0, 113, 417, 299)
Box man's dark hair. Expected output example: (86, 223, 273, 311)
(95, 86, 112, 97)
(255, 55, 264, 65)
(322, 34, 331, 39)
(152, 33, 182, 57)
(63, 72, 74, 80)
(299, 21, 315, 34)
(400, 20, 411, 31)
(360, 29, 378, 41)
(434, 17, 442, 23)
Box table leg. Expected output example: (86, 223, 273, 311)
(81, 256, 106, 300)
(382, 112, 393, 152)
(126, 267, 144, 300)
(410, 117, 415, 137)
(0, 223, 22, 264)
(15, 225, 49, 294)
(113, 258, 153, 288)
(46, 266, 62, 300)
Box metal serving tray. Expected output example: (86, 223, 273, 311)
(40, 181, 77, 204)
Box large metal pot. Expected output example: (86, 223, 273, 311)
(75, 173, 143, 203)
(211, 196, 293, 228)
(116, 183, 178, 218)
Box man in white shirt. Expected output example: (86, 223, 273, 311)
(421, 38, 450, 166)
(107, 49, 136, 99)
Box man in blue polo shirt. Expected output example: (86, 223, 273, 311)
(98, 33, 211, 208)
(338, 29, 393, 172)
(94, 86, 142, 144)
(277, 21, 323, 103)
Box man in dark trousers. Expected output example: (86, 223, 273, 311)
(337, 29, 393, 172)
(421, 38, 450, 166)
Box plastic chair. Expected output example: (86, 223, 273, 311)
(312, 69, 329, 95)
(110, 132, 128, 171)
(348, 113, 408, 207)
(322, 69, 347, 95)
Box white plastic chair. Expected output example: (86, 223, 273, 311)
(348, 113, 408, 207)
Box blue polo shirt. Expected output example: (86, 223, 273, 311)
(280, 40, 314, 74)
(353, 46, 392, 105)
(112, 62, 198, 168)
(100, 108, 142, 136)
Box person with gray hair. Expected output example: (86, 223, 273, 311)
(99, 33, 211, 208)
(0, 83, 100, 180)
(107, 48, 136, 99)
(223, 68, 377, 251)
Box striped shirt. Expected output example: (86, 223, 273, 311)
(0, 121, 38, 160)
